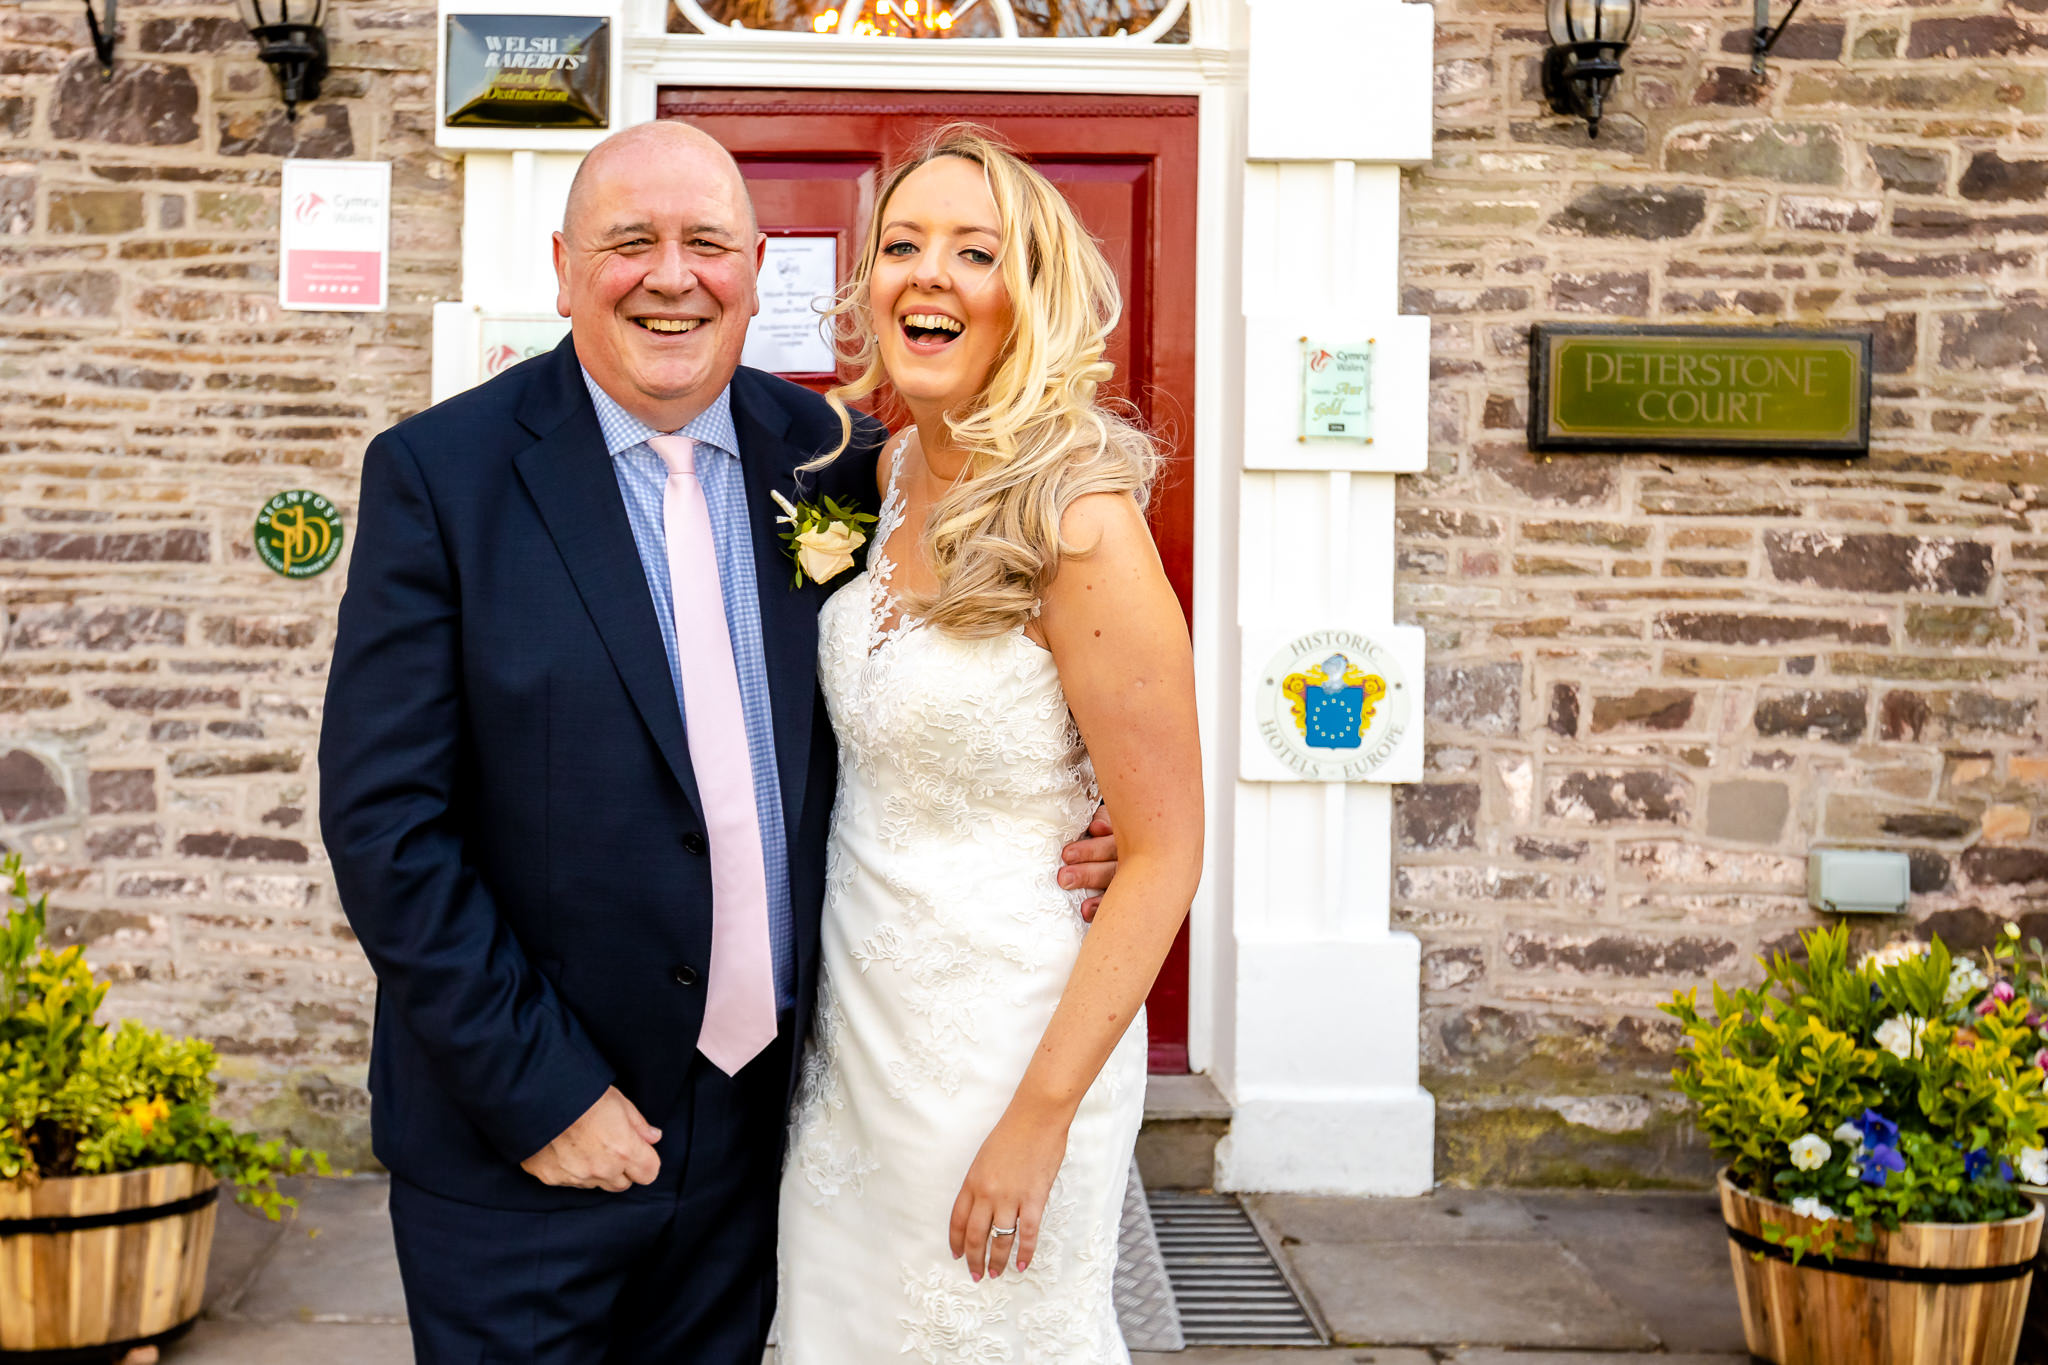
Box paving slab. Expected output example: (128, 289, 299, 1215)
(1133, 1353, 1434, 1364)
(167, 1321, 413, 1364)
(226, 1177, 408, 1325)
(203, 1195, 290, 1314)
(1290, 1240, 1658, 1350)
(1250, 1189, 1544, 1245)
(1448, 1354, 1751, 1365)
(1517, 1190, 1745, 1354)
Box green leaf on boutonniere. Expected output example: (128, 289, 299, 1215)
(771, 489, 880, 588)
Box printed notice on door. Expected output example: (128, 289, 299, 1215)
(280, 159, 390, 313)
(742, 236, 838, 376)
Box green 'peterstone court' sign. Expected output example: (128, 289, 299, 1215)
(1529, 324, 1872, 456)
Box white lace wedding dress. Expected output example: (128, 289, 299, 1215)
(777, 434, 1147, 1364)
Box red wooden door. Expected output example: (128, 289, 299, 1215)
(658, 89, 1197, 1071)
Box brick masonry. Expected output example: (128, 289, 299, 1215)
(1401, 0, 2048, 1184)
(0, 0, 454, 1160)
(2, 0, 2045, 1185)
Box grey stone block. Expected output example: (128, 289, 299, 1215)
(1249, 1189, 1544, 1245)
(1289, 1241, 1657, 1350)
(168, 1321, 414, 1364)
(227, 1178, 407, 1325)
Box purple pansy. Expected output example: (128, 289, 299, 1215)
(1964, 1147, 2015, 1183)
(1861, 1143, 1907, 1187)
(1859, 1109, 1900, 1149)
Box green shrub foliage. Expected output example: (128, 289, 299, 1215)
(0, 852, 327, 1217)
(1665, 923, 2048, 1259)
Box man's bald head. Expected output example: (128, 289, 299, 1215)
(551, 119, 764, 432)
(561, 121, 758, 244)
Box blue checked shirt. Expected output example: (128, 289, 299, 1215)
(582, 371, 795, 1010)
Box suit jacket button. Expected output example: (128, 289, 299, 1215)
(672, 964, 699, 987)
(681, 832, 707, 855)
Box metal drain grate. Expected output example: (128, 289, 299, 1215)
(1148, 1191, 1326, 1347)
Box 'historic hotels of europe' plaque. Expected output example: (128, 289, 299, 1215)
(444, 14, 610, 129)
(1529, 324, 1872, 457)
(1254, 629, 1412, 782)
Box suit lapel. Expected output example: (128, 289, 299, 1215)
(732, 374, 819, 847)
(512, 343, 705, 826)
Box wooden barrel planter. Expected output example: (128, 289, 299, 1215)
(1721, 1171, 2043, 1365)
(0, 1164, 218, 1362)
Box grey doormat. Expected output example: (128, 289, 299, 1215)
(1114, 1158, 1186, 1352)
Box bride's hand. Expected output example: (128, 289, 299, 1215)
(948, 1107, 1070, 1281)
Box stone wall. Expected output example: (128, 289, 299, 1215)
(1399, 0, 2048, 1184)
(0, 0, 455, 1161)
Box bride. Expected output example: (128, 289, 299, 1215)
(776, 125, 1204, 1362)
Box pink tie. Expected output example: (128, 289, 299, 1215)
(647, 434, 778, 1076)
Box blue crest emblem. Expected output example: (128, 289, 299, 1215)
(1282, 652, 1388, 750)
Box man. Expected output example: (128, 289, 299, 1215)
(319, 122, 1119, 1363)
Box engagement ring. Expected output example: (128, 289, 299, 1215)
(990, 1225, 1017, 1237)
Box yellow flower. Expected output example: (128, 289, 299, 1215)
(125, 1096, 170, 1136)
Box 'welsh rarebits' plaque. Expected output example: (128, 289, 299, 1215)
(444, 14, 609, 130)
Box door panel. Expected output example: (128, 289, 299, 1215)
(661, 90, 1197, 1071)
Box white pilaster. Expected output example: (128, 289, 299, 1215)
(1217, 0, 1436, 1196)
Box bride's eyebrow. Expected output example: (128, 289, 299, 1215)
(881, 219, 998, 238)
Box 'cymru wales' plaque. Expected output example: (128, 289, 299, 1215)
(444, 14, 609, 129)
(1299, 337, 1374, 441)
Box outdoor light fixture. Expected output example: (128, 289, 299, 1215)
(81, 0, 117, 79)
(239, 0, 328, 122)
(1542, 0, 1638, 140)
(1749, 0, 1806, 75)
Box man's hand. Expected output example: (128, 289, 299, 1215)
(1059, 805, 1118, 923)
(520, 1086, 662, 1192)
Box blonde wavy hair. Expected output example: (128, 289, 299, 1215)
(816, 123, 1159, 638)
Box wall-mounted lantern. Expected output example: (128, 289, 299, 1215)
(1541, 0, 1638, 140)
(1750, 0, 1808, 75)
(238, 0, 328, 122)
(81, 0, 118, 78)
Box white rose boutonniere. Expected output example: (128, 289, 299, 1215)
(771, 489, 878, 589)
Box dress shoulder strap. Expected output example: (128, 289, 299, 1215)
(880, 429, 913, 503)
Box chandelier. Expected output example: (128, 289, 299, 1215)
(811, 0, 963, 36)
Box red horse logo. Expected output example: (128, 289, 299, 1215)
(1307, 348, 1334, 373)
(484, 344, 520, 375)
(292, 191, 325, 225)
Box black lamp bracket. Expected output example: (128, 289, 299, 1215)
(82, 0, 117, 79)
(1541, 40, 1625, 139)
(1751, 0, 1808, 75)
(247, 15, 329, 121)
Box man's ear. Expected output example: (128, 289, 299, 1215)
(553, 231, 572, 319)
(750, 233, 767, 317)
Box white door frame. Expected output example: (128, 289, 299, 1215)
(610, 18, 1249, 1084)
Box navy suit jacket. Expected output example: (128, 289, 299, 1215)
(319, 337, 884, 1210)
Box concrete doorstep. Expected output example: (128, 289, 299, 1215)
(147, 1177, 1768, 1365)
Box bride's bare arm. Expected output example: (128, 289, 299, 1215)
(947, 490, 1202, 1281)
